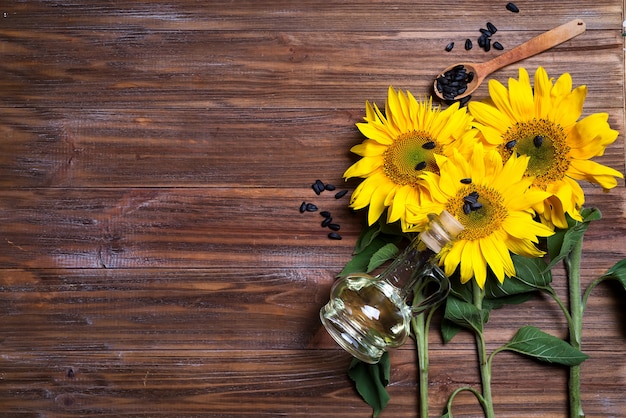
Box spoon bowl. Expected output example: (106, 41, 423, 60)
(434, 19, 586, 101)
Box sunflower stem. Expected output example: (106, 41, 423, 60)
(412, 294, 439, 417)
(565, 236, 585, 418)
(412, 311, 429, 418)
(473, 282, 495, 418)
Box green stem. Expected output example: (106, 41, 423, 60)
(542, 286, 573, 326)
(412, 291, 439, 418)
(565, 237, 585, 418)
(412, 311, 429, 418)
(473, 283, 495, 418)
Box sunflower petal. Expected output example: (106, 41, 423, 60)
(568, 159, 624, 189)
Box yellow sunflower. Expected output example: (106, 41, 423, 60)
(405, 144, 554, 288)
(345, 86, 477, 228)
(468, 66, 624, 229)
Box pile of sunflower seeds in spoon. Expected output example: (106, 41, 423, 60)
(439, 2, 521, 105)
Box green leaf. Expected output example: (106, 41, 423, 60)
(348, 352, 391, 418)
(367, 243, 399, 273)
(511, 254, 553, 288)
(601, 258, 626, 289)
(482, 292, 534, 310)
(441, 318, 463, 344)
(339, 236, 389, 276)
(443, 295, 487, 334)
(484, 255, 552, 302)
(354, 222, 382, 255)
(546, 208, 601, 270)
(502, 325, 589, 366)
(448, 271, 473, 304)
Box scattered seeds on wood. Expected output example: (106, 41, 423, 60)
(328, 223, 341, 231)
(328, 232, 342, 240)
(506, 2, 520, 13)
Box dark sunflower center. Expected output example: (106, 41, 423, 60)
(499, 118, 571, 189)
(446, 185, 507, 240)
(383, 130, 442, 186)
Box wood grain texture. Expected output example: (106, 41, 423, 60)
(1, 1, 625, 417)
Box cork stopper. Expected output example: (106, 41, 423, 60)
(419, 210, 464, 253)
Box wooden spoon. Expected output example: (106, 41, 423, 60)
(433, 19, 586, 101)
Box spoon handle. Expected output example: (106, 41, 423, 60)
(481, 19, 586, 74)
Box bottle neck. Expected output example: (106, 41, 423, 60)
(376, 210, 464, 300)
(377, 235, 435, 299)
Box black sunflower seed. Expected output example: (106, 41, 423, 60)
(445, 42, 455, 52)
(465, 39, 473, 50)
(506, 2, 520, 13)
(463, 195, 479, 204)
(478, 34, 487, 48)
(422, 141, 436, 150)
(334, 190, 348, 199)
(328, 223, 341, 231)
(463, 202, 472, 215)
(534, 135, 544, 148)
(299, 201, 307, 213)
(483, 38, 491, 52)
(470, 202, 483, 210)
(305, 203, 318, 212)
(325, 184, 336, 191)
(320, 211, 331, 218)
(415, 161, 427, 170)
(486, 22, 497, 34)
(328, 232, 342, 240)
(321, 217, 332, 227)
(460, 178, 472, 184)
(459, 95, 472, 107)
(493, 41, 504, 51)
(505, 140, 517, 149)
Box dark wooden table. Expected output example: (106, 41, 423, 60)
(1, 1, 624, 416)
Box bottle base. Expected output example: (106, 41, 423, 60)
(319, 304, 385, 364)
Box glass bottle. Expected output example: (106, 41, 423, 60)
(319, 210, 464, 364)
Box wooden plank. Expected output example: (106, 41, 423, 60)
(1, 0, 622, 32)
(0, 107, 623, 188)
(0, 29, 623, 110)
(1, 188, 624, 269)
(1, 264, 623, 352)
(0, 346, 622, 416)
